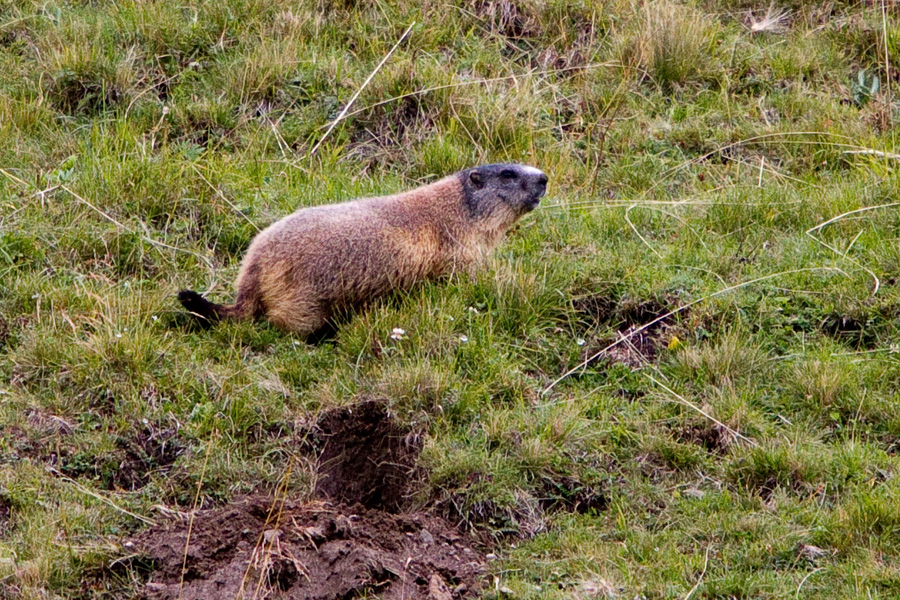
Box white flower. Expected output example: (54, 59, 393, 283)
(390, 328, 406, 341)
(576, 338, 585, 346)
(459, 335, 468, 343)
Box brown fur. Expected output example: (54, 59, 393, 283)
(179, 163, 548, 335)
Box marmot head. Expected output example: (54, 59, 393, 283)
(459, 163, 548, 220)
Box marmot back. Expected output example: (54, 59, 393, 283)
(178, 163, 548, 335)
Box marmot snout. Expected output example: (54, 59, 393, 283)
(179, 163, 548, 335)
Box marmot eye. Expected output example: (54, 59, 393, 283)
(500, 169, 517, 180)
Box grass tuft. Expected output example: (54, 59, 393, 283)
(620, 0, 722, 91)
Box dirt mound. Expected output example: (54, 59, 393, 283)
(129, 401, 485, 598)
(312, 401, 421, 513)
(135, 496, 485, 600)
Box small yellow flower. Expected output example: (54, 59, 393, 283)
(668, 335, 682, 350)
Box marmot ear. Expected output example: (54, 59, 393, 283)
(469, 171, 484, 189)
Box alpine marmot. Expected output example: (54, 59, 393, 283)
(178, 163, 548, 335)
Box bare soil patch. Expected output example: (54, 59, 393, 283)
(128, 401, 485, 598)
(677, 422, 735, 455)
(135, 496, 485, 600)
(59, 422, 185, 491)
(311, 400, 422, 513)
(591, 322, 665, 369)
(573, 292, 684, 368)
(111, 423, 185, 490)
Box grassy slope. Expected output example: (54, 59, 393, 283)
(2, 0, 900, 597)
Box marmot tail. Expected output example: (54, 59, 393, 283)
(178, 290, 236, 323)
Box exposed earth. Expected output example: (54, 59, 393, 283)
(129, 401, 487, 599)
(135, 496, 485, 600)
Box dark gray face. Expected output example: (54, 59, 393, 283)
(459, 163, 548, 218)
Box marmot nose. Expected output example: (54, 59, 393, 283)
(537, 173, 548, 186)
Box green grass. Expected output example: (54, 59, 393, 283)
(2, 0, 900, 597)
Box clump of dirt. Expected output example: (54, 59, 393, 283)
(125, 401, 486, 597)
(0, 409, 73, 466)
(58, 421, 185, 491)
(113, 423, 186, 490)
(677, 422, 735, 455)
(573, 292, 684, 369)
(0, 27, 26, 50)
(820, 310, 878, 349)
(572, 291, 677, 332)
(311, 400, 422, 513)
(26, 408, 74, 436)
(0, 315, 9, 350)
(617, 296, 676, 326)
(588, 323, 663, 369)
(539, 474, 608, 515)
(165, 110, 232, 151)
(470, 0, 540, 39)
(47, 70, 122, 116)
(571, 292, 616, 327)
(350, 96, 433, 152)
(135, 496, 486, 600)
(0, 495, 12, 537)
(433, 466, 611, 540)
